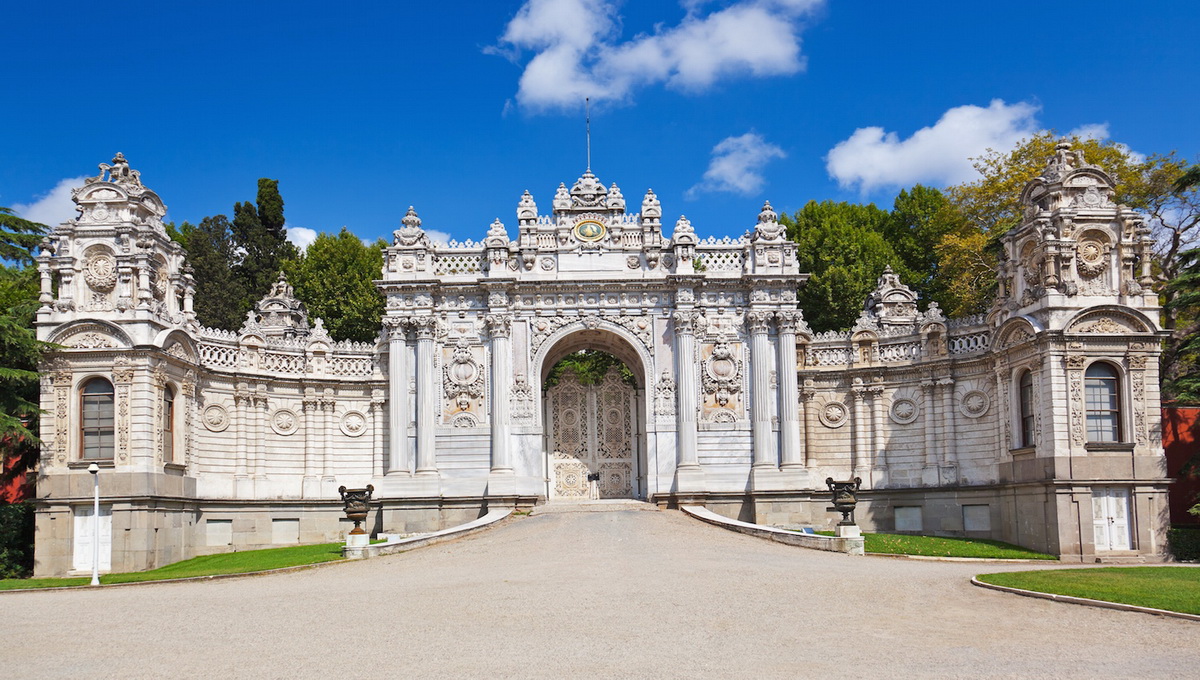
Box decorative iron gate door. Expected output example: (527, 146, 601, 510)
(548, 368, 635, 499)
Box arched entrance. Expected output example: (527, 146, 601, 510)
(538, 329, 649, 500)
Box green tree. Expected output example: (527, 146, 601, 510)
(0, 208, 48, 470)
(232, 179, 298, 310)
(284, 228, 384, 343)
(882, 185, 966, 312)
(783, 200, 909, 333)
(184, 216, 246, 331)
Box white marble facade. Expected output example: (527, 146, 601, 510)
(32, 147, 1171, 576)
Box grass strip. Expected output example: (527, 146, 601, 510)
(812, 531, 1056, 560)
(0, 542, 344, 591)
(977, 567, 1200, 615)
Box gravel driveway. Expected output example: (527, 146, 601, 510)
(4, 506, 1197, 679)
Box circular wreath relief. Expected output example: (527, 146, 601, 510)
(818, 401, 848, 428)
(340, 410, 368, 437)
(960, 390, 991, 418)
(271, 408, 299, 436)
(1076, 240, 1107, 278)
(889, 398, 919, 425)
(202, 404, 229, 432)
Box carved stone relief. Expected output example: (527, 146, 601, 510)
(203, 404, 230, 432)
(340, 410, 367, 437)
(442, 340, 486, 425)
(271, 408, 299, 436)
(700, 341, 743, 422)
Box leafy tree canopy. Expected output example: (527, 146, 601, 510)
(232, 179, 298, 311)
(783, 200, 912, 333)
(0, 208, 49, 447)
(544, 350, 636, 390)
(284, 229, 384, 343)
(184, 216, 247, 331)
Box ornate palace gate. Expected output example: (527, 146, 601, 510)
(547, 368, 637, 499)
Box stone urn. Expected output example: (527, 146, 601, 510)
(825, 477, 862, 531)
(338, 484, 374, 536)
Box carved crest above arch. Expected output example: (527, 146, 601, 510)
(50, 321, 133, 350)
(1066, 307, 1151, 334)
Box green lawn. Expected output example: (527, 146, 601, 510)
(977, 567, 1200, 615)
(814, 531, 1057, 560)
(0, 542, 344, 591)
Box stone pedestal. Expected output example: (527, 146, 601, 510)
(835, 524, 861, 538)
(346, 533, 369, 548)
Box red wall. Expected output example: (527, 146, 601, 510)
(1164, 406, 1200, 525)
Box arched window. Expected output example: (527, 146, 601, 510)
(81, 378, 115, 460)
(163, 384, 175, 463)
(1085, 362, 1121, 443)
(1018, 370, 1035, 448)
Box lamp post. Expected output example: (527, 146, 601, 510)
(87, 463, 100, 586)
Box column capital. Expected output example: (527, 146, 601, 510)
(775, 309, 802, 333)
(485, 313, 512, 338)
(746, 310, 774, 333)
(412, 315, 438, 339)
(672, 310, 699, 334)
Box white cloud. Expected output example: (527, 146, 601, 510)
(824, 100, 1122, 193)
(1068, 123, 1109, 141)
(287, 226, 318, 251)
(687, 132, 786, 197)
(424, 229, 452, 246)
(493, 0, 824, 110)
(12, 177, 86, 227)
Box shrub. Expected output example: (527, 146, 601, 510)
(1167, 526, 1200, 562)
(0, 502, 35, 578)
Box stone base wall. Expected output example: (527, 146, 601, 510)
(32, 486, 525, 577)
(665, 483, 1171, 562)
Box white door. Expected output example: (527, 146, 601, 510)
(1091, 487, 1131, 551)
(548, 368, 635, 499)
(73, 504, 113, 572)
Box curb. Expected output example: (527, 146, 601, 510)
(343, 508, 513, 559)
(970, 577, 1200, 622)
(868, 553, 1056, 564)
(680, 505, 864, 555)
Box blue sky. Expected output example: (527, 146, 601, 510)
(4, 1, 1198, 248)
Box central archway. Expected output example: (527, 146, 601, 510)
(536, 327, 651, 500)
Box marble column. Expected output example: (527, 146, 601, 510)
(851, 380, 868, 476)
(939, 377, 957, 467)
(870, 380, 885, 469)
(413, 316, 438, 476)
(921, 380, 937, 467)
(776, 311, 802, 468)
(254, 388, 267, 479)
(799, 380, 815, 468)
(320, 388, 334, 479)
(385, 318, 409, 474)
(673, 310, 699, 469)
(234, 384, 249, 479)
(302, 390, 320, 479)
(371, 391, 386, 478)
(748, 311, 776, 468)
(487, 314, 513, 472)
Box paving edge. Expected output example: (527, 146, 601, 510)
(1, 508, 515, 595)
(343, 507, 513, 559)
(680, 505, 864, 555)
(970, 577, 1200, 622)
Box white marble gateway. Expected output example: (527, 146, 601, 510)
(31, 147, 1171, 576)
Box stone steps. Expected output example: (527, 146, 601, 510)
(531, 499, 659, 515)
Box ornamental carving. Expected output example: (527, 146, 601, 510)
(84, 252, 117, 292)
(654, 370, 676, 419)
(339, 410, 368, 437)
(818, 400, 848, 428)
(889, 398, 919, 425)
(201, 405, 226, 431)
(69, 332, 116, 349)
(702, 342, 742, 409)
(1068, 368, 1085, 446)
(1076, 239, 1109, 278)
(271, 408, 299, 436)
(959, 390, 990, 418)
(510, 373, 535, 425)
(1072, 317, 1129, 334)
(443, 340, 485, 423)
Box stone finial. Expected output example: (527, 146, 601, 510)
(517, 190, 538, 222)
(753, 200, 785, 242)
(607, 182, 625, 211)
(401, 206, 422, 230)
(673, 215, 695, 239)
(393, 206, 428, 247)
(486, 218, 509, 246)
(569, 169, 608, 209)
(641, 189, 662, 220)
(553, 182, 571, 211)
(863, 265, 919, 330)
